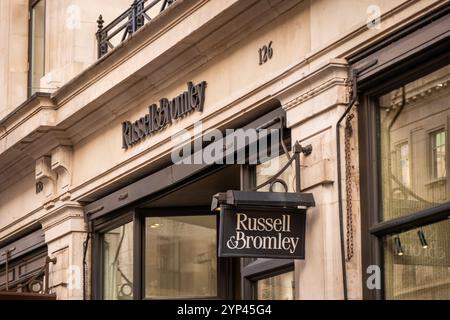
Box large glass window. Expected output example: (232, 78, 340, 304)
(384, 219, 450, 299)
(377, 62, 450, 300)
(379, 64, 450, 221)
(144, 215, 217, 299)
(29, 0, 46, 96)
(103, 222, 134, 300)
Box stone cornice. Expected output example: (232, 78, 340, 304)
(280, 59, 350, 112)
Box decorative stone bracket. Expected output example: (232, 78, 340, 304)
(36, 146, 73, 208)
(51, 146, 73, 201)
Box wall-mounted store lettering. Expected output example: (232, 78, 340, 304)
(219, 207, 306, 259)
(122, 81, 207, 149)
(258, 41, 273, 65)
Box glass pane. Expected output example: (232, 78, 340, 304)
(103, 222, 134, 300)
(145, 215, 217, 298)
(432, 130, 447, 179)
(384, 219, 450, 299)
(31, 0, 46, 95)
(379, 64, 450, 221)
(257, 271, 295, 300)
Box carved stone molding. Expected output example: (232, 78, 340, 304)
(35, 145, 74, 209)
(35, 156, 57, 208)
(280, 59, 350, 112)
(51, 146, 73, 200)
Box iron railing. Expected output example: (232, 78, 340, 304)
(96, 0, 176, 58)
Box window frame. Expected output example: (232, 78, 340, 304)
(92, 210, 134, 300)
(136, 207, 230, 300)
(92, 173, 237, 301)
(28, 0, 46, 97)
(358, 47, 450, 300)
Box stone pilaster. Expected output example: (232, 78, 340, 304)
(39, 202, 88, 300)
(35, 144, 88, 300)
(277, 59, 363, 299)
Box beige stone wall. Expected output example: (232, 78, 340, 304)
(71, 0, 312, 190)
(0, 0, 29, 118)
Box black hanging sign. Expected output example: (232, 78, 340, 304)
(212, 191, 314, 260)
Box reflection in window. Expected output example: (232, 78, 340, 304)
(379, 64, 450, 221)
(103, 223, 133, 300)
(431, 130, 446, 180)
(145, 215, 217, 298)
(30, 0, 46, 96)
(397, 142, 410, 188)
(384, 219, 450, 299)
(257, 271, 295, 300)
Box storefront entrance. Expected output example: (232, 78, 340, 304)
(88, 106, 297, 300)
(96, 165, 241, 300)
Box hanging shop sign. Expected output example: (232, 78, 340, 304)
(122, 81, 207, 149)
(212, 190, 315, 259)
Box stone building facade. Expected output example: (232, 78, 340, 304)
(0, 0, 449, 300)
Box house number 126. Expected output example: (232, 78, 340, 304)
(259, 41, 273, 65)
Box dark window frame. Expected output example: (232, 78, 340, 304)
(136, 207, 232, 300)
(92, 167, 238, 300)
(357, 10, 450, 299)
(92, 209, 134, 300)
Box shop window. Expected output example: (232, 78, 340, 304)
(360, 51, 450, 299)
(384, 219, 450, 299)
(431, 130, 446, 180)
(144, 215, 217, 299)
(94, 165, 241, 300)
(102, 222, 134, 300)
(257, 271, 295, 300)
(379, 64, 450, 222)
(29, 0, 46, 96)
(378, 64, 450, 299)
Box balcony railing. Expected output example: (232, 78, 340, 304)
(96, 0, 176, 58)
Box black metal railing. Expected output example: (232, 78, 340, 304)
(96, 0, 176, 58)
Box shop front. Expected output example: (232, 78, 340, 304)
(85, 104, 316, 300)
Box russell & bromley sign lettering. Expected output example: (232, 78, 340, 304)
(122, 81, 207, 149)
(212, 190, 314, 259)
